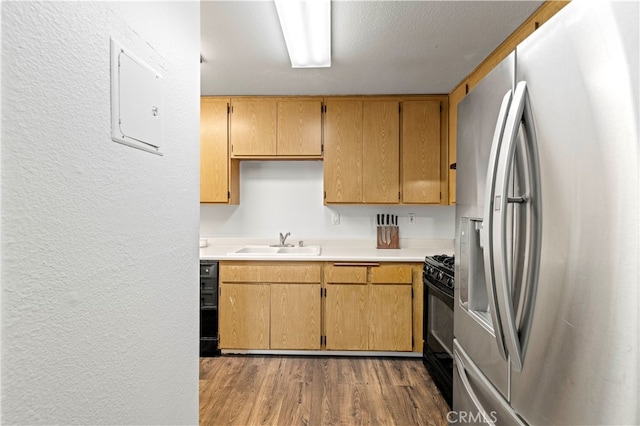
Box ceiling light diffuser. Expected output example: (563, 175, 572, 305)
(274, 0, 331, 68)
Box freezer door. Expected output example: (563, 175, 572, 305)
(511, 0, 639, 424)
(452, 339, 524, 426)
(455, 53, 515, 399)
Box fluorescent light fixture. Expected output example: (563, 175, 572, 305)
(274, 0, 331, 68)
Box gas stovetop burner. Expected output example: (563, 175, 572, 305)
(427, 255, 455, 273)
(432, 255, 453, 262)
(423, 255, 455, 298)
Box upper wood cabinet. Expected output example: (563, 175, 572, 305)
(230, 99, 277, 156)
(200, 97, 239, 204)
(324, 99, 400, 204)
(363, 101, 400, 203)
(401, 100, 442, 204)
(201, 98, 228, 202)
(277, 100, 323, 156)
(323, 100, 363, 203)
(229, 97, 323, 158)
(206, 95, 448, 205)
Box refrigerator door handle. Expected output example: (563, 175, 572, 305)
(454, 351, 498, 426)
(480, 90, 513, 362)
(491, 81, 542, 372)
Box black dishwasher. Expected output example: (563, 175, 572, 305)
(200, 260, 220, 357)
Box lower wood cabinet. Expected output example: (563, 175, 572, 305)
(219, 283, 270, 349)
(219, 262, 321, 350)
(324, 282, 368, 350)
(218, 260, 420, 352)
(368, 284, 412, 351)
(324, 263, 413, 351)
(270, 283, 321, 350)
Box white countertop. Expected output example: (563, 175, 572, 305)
(199, 238, 454, 262)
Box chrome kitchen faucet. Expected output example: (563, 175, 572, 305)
(278, 232, 293, 247)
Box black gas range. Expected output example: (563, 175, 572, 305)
(423, 255, 455, 298)
(422, 254, 454, 407)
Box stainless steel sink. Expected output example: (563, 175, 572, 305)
(229, 245, 321, 256)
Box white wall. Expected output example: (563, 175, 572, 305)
(0, 3, 3, 418)
(1, 2, 200, 424)
(200, 161, 455, 241)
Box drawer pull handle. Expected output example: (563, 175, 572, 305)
(332, 262, 379, 267)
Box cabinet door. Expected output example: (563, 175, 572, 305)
(271, 283, 321, 349)
(324, 283, 368, 350)
(277, 100, 322, 156)
(219, 283, 270, 349)
(368, 284, 412, 351)
(323, 100, 363, 203)
(363, 101, 400, 203)
(200, 97, 229, 203)
(369, 264, 413, 351)
(402, 100, 441, 203)
(230, 99, 277, 156)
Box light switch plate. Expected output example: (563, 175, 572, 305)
(110, 38, 163, 155)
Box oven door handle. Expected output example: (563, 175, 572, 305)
(480, 90, 512, 362)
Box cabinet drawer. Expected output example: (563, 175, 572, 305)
(220, 262, 321, 283)
(324, 263, 368, 284)
(370, 264, 413, 284)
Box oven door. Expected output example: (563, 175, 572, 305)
(423, 278, 454, 406)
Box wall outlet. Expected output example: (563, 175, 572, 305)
(332, 212, 340, 225)
(408, 213, 416, 224)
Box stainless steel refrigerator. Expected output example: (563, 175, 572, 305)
(453, 0, 639, 424)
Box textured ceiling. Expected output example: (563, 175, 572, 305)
(201, 1, 543, 96)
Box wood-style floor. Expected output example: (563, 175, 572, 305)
(200, 355, 450, 425)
